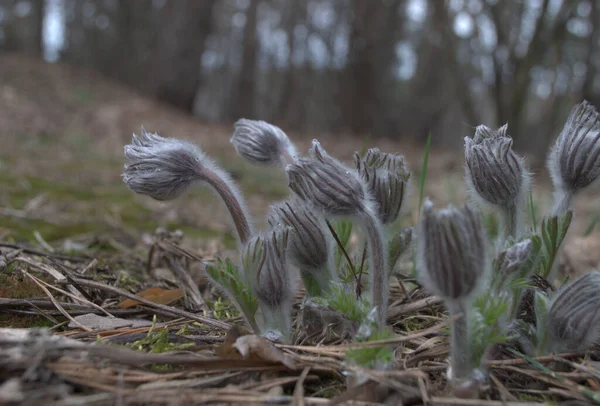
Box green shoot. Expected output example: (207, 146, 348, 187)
(205, 258, 259, 332)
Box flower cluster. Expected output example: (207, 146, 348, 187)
(122, 101, 600, 397)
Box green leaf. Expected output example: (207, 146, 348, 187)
(326, 284, 370, 322)
(471, 293, 512, 367)
(330, 219, 353, 270)
(537, 211, 573, 278)
(345, 327, 395, 369)
(205, 258, 259, 331)
(533, 291, 550, 355)
(529, 189, 537, 234)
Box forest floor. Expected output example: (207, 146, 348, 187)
(1, 53, 600, 405)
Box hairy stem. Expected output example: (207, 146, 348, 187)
(501, 202, 518, 240)
(548, 189, 574, 283)
(358, 209, 388, 325)
(447, 299, 472, 383)
(551, 189, 573, 217)
(261, 301, 292, 343)
(203, 169, 254, 245)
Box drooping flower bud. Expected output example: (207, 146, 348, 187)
(464, 124, 529, 237)
(123, 127, 254, 245)
(417, 200, 489, 302)
(268, 199, 333, 296)
(231, 119, 297, 166)
(124, 127, 207, 201)
(354, 148, 411, 225)
(286, 140, 368, 217)
(547, 101, 600, 215)
(242, 226, 294, 341)
(547, 270, 600, 353)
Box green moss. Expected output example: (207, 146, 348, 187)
(128, 327, 194, 354)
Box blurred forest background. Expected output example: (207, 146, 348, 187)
(0, 0, 598, 157)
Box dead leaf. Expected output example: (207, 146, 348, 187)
(233, 335, 296, 370)
(68, 313, 153, 330)
(215, 325, 251, 359)
(119, 287, 184, 309)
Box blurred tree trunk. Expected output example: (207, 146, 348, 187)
(489, 0, 574, 138)
(340, 0, 403, 136)
(152, 0, 217, 110)
(0, 0, 44, 56)
(407, 0, 476, 142)
(582, 0, 600, 108)
(63, 0, 216, 112)
(231, 0, 259, 119)
(276, 0, 307, 128)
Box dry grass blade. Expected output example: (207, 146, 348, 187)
(19, 268, 92, 331)
(164, 256, 207, 311)
(387, 296, 444, 320)
(293, 367, 311, 406)
(429, 398, 547, 405)
(12, 256, 85, 299)
(69, 276, 230, 330)
(279, 318, 448, 354)
(20, 266, 114, 317)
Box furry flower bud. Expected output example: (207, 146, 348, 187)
(268, 199, 333, 296)
(417, 200, 489, 301)
(496, 238, 534, 279)
(547, 101, 600, 214)
(231, 119, 297, 165)
(547, 270, 600, 352)
(242, 228, 290, 307)
(123, 127, 207, 201)
(286, 140, 367, 217)
(354, 148, 411, 225)
(465, 124, 528, 206)
(268, 200, 331, 271)
(123, 127, 254, 245)
(242, 227, 294, 341)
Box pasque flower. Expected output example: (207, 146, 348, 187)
(286, 140, 389, 325)
(547, 101, 600, 215)
(464, 124, 529, 238)
(355, 148, 411, 225)
(242, 226, 294, 342)
(268, 199, 333, 296)
(417, 199, 489, 383)
(231, 119, 297, 166)
(123, 127, 253, 245)
(547, 271, 600, 353)
(287, 140, 368, 217)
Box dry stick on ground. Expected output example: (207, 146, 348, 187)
(68, 277, 230, 331)
(386, 296, 444, 321)
(0, 328, 292, 371)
